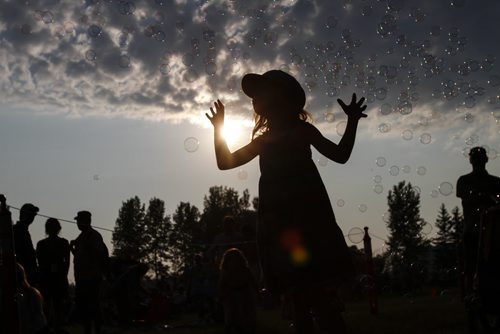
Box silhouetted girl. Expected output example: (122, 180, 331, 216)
(207, 70, 367, 334)
(217, 248, 258, 334)
(36, 218, 70, 332)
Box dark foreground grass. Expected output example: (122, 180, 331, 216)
(64, 292, 467, 334)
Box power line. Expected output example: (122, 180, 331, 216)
(8, 206, 114, 233)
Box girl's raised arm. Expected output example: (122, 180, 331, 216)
(309, 93, 367, 164)
(206, 100, 260, 170)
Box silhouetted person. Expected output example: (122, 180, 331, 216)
(16, 263, 48, 334)
(36, 218, 70, 333)
(14, 203, 40, 286)
(209, 215, 243, 266)
(217, 248, 258, 334)
(457, 147, 500, 297)
(111, 262, 149, 325)
(70, 211, 109, 334)
(207, 70, 365, 334)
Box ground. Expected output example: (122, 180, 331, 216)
(61, 290, 469, 334)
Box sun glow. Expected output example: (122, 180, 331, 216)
(222, 119, 246, 147)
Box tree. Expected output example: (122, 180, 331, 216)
(386, 181, 430, 291)
(170, 202, 202, 274)
(143, 198, 172, 279)
(201, 186, 252, 243)
(112, 196, 147, 261)
(432, 204, 463, 285)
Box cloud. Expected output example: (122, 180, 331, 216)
(0, 0, 499, 151)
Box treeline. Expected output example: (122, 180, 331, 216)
(112, 181, 465, 293)
(111, 186, 258, 278)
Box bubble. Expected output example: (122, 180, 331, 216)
(205, 62, 217, 76)
(42, 11, 53, 24)
(184, 137, 199, 152)
(488, 148, 498, 160)
(182, 53, 195, 67)
(431, 189, 439, 198)
(373, 184, 384, 194)
(488, 75, 500, 87)
(361, 5, 373, 16)
(376, 157, 387, 167)
(317, 155, 328, 167)
(325, 16, 338, 29)
(85, 49, 97, 62)
(373, 175, 382, 183)
(401, 129, 413, 140)
(159, 63, 170, 75)
(337, 199, 345, 207)
(238, 170, 248, 180)
(464, 112, 474, 122)
(324, 112, 335, 123)
(379, 103, 393, 115)
(184, 69, 199, 83)
(348, 227, 364, 244)
(450, 0, 466, 7)
(88, 24, 102, 38)
(464, 96, 476, 108)
(336, 121, 347, 136)
(420, 133, 432, 144)
(389, 165, 400, 176)
(397, 101, 413, 115)
(376, 87, 387, 100)
(358, 204, 368, 213)
(413, 186, 421, 194)
(154, 30, 166, 43)
(439, 182, 454, 196)
(93, 174, 99, 181)
(118, 55, 131, 68)
(402, 165, 411, 173)
(417, 166, 427, 175)
(378, 123, 391, 133)
(421, 222, 433, 235)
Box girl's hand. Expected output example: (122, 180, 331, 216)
(337, 93, 367, 121)
(205, 99, 225, 128)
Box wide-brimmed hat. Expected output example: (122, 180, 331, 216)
(241, 70, 306, 110)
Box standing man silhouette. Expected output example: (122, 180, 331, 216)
(456, 146, 500, 297)
(71, 211, 109, 334)
(13, 203, 40, 286)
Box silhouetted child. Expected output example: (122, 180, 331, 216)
(36, 218, 70, 333)
(207, 70, 367, 334)
(16, 263, 49, 334)
(217, 248, 258, 334)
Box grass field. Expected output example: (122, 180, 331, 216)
(64, 292, 468, 334)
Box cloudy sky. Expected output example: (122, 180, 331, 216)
(1, 0, 499, 280)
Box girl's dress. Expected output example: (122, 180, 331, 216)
(256, 120, 354, 294)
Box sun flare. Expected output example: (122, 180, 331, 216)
(222, 120, 243, 147)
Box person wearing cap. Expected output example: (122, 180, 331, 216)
(13, 203, 40, 286)
(456, 147, 500, 298)
(206, 70, 367, 334)
(70, 210, 109, 334)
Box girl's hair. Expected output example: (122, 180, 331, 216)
(252, 109, 312, 139)
(45, 218, 61, 236)
(219, 248, 248, 272)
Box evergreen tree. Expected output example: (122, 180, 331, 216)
(434, 203, 453, 245)
(170, 202, 202, 274)
(386, 181, 430, 291)
(112, 196, 146, 261)
(143, 198, 172, 279)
